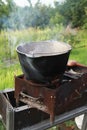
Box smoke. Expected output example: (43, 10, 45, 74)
(2, 8, 25, 30)
(1, 0, 53, 30)
(0, 0, 66, 61)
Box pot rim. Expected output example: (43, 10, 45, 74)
(16, 41, 72, 58)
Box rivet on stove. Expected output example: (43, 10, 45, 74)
(51, 96, 53, 99)
(65, 98, 67, 102)
(69, 80, 72, 82)
(51, 96, 56, 99)
(83, 84, 85, 86)
(75, 89, 80, 96)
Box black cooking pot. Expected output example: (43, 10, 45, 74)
(16, 41, 72, 83)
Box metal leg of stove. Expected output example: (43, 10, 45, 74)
(81, 113, 87, 130)
(6, 105, 14, 130)
(16, 98, 19, 107)
(50, 115, 53, 124)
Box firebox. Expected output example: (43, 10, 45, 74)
(14, 65, 87, 123)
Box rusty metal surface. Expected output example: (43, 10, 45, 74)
(14, 66, 87, 122)
(26, 106, 87, 130)
(0, 89, 87, 130)
(20, 92, 48, 112)
(0, 90, 49, 130)
(0, 91, 14, 130)
(81, 112, 87, 130)
(0, 93, 7, 125)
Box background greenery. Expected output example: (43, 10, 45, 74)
(0, 0, 87, 30)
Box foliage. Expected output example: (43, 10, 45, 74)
(0, 62, 22, 90)
(82, 7, 87, 29)
(0, 25, 64, 61)
(57, 0, 87, 28)
(49, 12, 64, 26)
(0, 1, 53, 30)
(0, 26, 87, 63)
(0, 121, 5, 130)
(31, 4, 51, 28)
(0, 0, 16, 30)
(0, 0, 87, 29)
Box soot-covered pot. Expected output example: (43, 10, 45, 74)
(16, 41, 72, 83)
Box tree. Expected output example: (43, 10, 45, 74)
(0, 0, 16, 30)
(56, 0, 87, 28)
(82, 7, 87, 29)
(50, 12, 64, 26)
(0, 0, 8, 29)
(33, 4, 51, 28)
(24, 1, 51, 28)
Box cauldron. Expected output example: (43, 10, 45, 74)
(16, 41, 72, 83)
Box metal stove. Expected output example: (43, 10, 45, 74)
(14, 65, 87, 123)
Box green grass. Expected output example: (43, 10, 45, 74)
(0, 63, 22, 90)
(0, 25, 64, 62)
(0, 121, 5, 130)
(70, 46, 87, 65)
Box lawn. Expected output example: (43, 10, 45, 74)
(70, 46, 87, 65)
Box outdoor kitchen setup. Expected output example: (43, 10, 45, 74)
(0, 41, 87, 130)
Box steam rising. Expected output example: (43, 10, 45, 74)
(17, 41, 72, 57)
(2, 1, 50, 30)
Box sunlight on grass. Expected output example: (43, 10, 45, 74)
(0, 63, 22, 90)
(70, 47, 87, 65)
